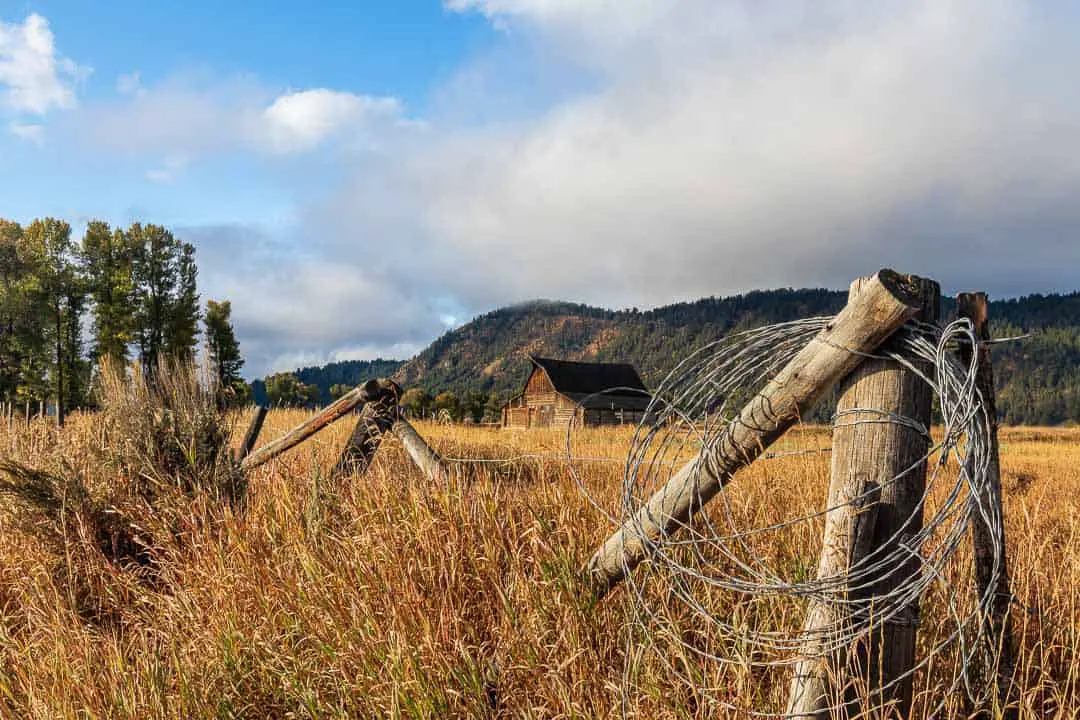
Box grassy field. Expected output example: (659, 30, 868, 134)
(0, 403, 1078, 719)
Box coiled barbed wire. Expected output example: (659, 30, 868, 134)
(566, 316, 1009, 717)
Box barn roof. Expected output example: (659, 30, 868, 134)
(528, 355, 650, 410)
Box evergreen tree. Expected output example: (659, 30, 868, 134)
(130, 223, 180, 372)
(204, 299, 244, 401)
(0, 220, 31, 403)
(166, 242, 200, 362)
(22, 218, 83, 425)
(81, 221, 136, 365)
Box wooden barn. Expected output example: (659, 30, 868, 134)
(501, 355, 651, 429)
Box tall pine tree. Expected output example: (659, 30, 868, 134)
(204, 299, 245, 403)
(81, 221, 136, 366)
(131, 223, 179, 372)
(166, 241, 200, 362)
(0, 220, 30, 403)
(22, 218, 83, 425)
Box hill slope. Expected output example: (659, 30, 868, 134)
(270, 288, 1080, 425)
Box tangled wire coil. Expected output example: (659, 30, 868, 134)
(569, 316, 1008, 717)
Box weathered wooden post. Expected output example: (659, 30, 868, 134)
(956, 292, 1017, 720)
(392, 416, 451, 484)
(331, 380, 400, 480)
(585, 269, 925, 599)
(241, 380, 388, 471)
(236, 406, 269, 462)
(787, 275, 939, 719)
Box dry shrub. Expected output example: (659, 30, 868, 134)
(0, 358, 243, 627)
(96, 357, 245, 508)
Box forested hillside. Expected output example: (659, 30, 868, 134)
(251, 359, 404, 407)
(380, 290, 1080, 425)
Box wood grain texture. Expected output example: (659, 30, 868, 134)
(391, 416, 450, 484)
(787, 275, 939, 719)
(330, 386, 399, 480)
(585, 269, 925, 600)
(236, 406, 268, 462)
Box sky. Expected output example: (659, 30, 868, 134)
(2, 1, 1080, 378)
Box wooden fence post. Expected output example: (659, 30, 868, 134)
(584, 269, 925, 600)
(331, 381, 400, 480)
(392, 416, 451, 484)
(787, 275, 939, 719)
(236, 406, 269, 462)
(956, 292, 1017, 720)
(240, 380, 387, 471)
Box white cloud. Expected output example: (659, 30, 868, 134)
(145, 153, 189, 183)
(8, 121, 43, 143)
(116, 71, 142, 95)
(323, 0, 1080, 312)
(42, 1, 1080, 373)
(74, 80, 406, 162)
(0, 13, 84, 115)
(261, 88, 402, 154)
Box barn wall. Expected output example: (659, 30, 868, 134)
(503, 364, 646, 429)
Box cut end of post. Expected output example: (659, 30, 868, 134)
(873, 269, 928, 310)
(362, 378, 401, 403)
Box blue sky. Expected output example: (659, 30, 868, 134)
(3, 2, 1080, 377)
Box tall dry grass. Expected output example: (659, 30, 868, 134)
(0, 397, 1077, 718)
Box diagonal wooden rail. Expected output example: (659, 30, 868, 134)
(241, 379, 393, 471)
(239, 377, 452, 485)
(584, 268, 925, 600)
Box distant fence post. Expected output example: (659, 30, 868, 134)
(787, 274, 939, 719)
(584, 269, 925, 600)
(331, 382, 399, 480)
(956, 292, 1017, 720)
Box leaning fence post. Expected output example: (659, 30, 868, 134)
(787, 274, 939, 719)
(392, 416, 450, 484)
(956, 292, 1017, 720)
(241, 380, 385, 471)
(584, 269, 924, 600)
(331, 380, 400, 480)
(236, 406, 268, 462)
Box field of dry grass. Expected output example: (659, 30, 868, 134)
(0, 403, 1078, 718)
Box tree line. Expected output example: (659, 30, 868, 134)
(0, 217, 245, 423)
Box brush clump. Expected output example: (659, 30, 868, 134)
(0, 359, 243, 627)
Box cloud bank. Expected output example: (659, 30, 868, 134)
(7, 2, 1080, 376)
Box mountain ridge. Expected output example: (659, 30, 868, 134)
(259, 288, 1080, 425)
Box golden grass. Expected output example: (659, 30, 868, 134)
(0, 409, 1077, 718)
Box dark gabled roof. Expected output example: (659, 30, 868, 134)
(528, 355, 649, 402)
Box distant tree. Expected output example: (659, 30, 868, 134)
(23, 218, 84, 425)
(464, 390, 488, 423)
(203, 299, 245, 404)
(264, 372, 319, 408)
(0, 220, 32, 403)
(265, 372, 302, 407)
(434, 391, 460, 421)
(400, 387, 431, 419)
(483, 391, 506, 423)
(166, 241, 200, 362)
(299, 382, 320, 408)
(81, 221, 136, 365)
(130, 223, 179, 372)
(329, 383, 352, 400)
